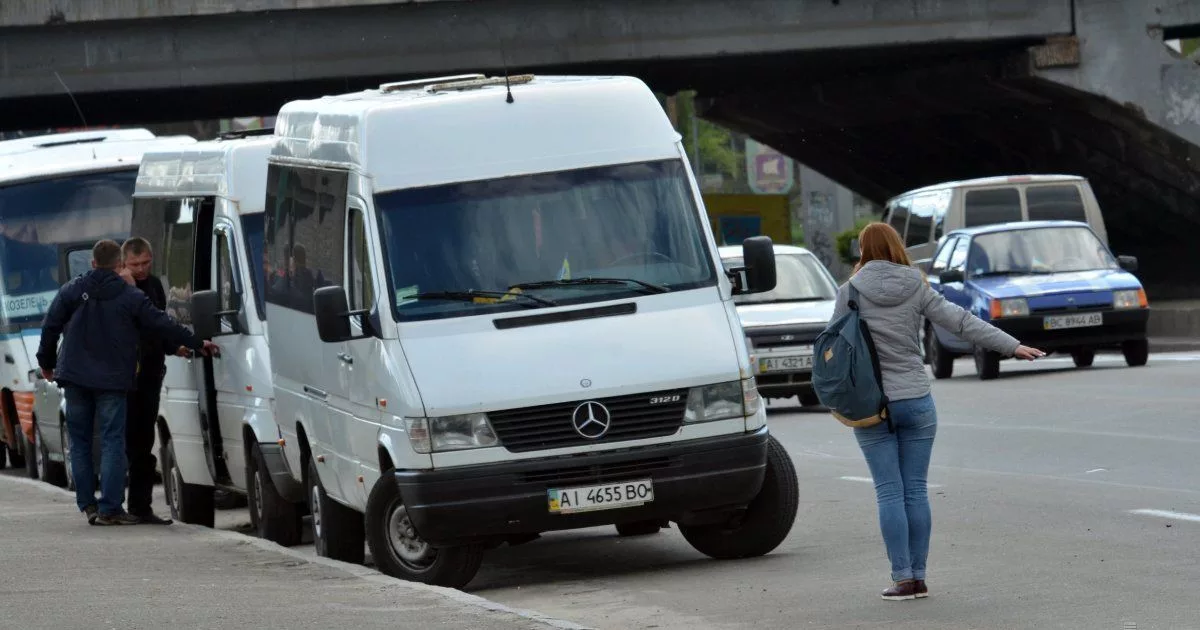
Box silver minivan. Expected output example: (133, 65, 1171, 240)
(882, 175, 1110, 267)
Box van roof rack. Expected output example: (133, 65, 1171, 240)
(218, 127, 275, 140)
(425, 74, 535, 93)
(380, 74, 486, 93)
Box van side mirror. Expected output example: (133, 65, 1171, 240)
(729, 236, 776, 294)
(1117, 255, 1138, 272)
(314, 286, 373, 343)
(190, 290, 242, 339)
(939, 269, 964, 284)
(849, 238, 861, 260)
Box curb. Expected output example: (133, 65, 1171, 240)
(0, 473, 593, 630)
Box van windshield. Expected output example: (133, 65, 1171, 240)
(968, 226, 1117, 277)
(376, 159, 717, 321)
(0, 169, 137, 328)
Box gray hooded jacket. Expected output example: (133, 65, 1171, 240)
(832, 260, 1021, 402)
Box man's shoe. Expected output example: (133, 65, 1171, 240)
(914, 580, 928, 599)
(881, 580, 919, 601)
(94, 512, 141, 526)
(83, 504, 99, 525)
(133, 511, 173, 525)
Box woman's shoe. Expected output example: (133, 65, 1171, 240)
(914, 580, 928, 598)
(881, 580, 919, 601)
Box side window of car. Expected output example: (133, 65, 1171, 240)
(947, 237, 970, 272)
(931, 236, 958, 273)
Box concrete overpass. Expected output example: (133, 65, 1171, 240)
(2, 0, 1200, 299)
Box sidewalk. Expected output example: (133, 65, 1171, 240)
(0, 473, 587, 630)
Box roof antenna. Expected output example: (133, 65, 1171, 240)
(501, 42, 514, 104)
(54, 71, 89, 129)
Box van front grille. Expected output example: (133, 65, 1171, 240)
(488, 389, 688, 453)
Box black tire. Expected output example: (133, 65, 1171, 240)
(7, 442, 24, 469)
(615, 520, 663, 537)
(1071, 349, 1095, 368)
(162, 438, 215, 527)
(1122, 339, 1149, 367)
(927, 325, 955, 380)
(679, 434, 799, 559)
(974, 347, 1001, 380)
(39, 422, 68, 488)
(307, 456, 365, 564)
(798, 391, 822, 407)
(247, 444, 303, 547)
(25, 430, 38, 480)
(0, 440, 7, 469)
(365, 469, 483, 588)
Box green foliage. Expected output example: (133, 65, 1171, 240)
(835, 218, 873, 265)
(1182, 38, 1200, 57)
(672, 91, 743, 187)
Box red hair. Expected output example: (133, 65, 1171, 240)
(854, 222, 914, 273)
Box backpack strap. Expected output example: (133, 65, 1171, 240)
(847, 282, 860, 311)
(849, 282, 894, 433)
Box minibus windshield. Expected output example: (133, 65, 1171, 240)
(0, 169, 137, 328)
(376, 159, 717, 321)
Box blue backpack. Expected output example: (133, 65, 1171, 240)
(812, 284, 893, 432)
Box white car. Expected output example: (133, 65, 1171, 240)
(720, 244, 839, 407)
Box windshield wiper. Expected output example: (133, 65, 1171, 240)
(409, 290, 557, 308)
(510, 277, 670, 294)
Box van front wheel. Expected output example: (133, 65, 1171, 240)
(365, 470, 484, 589)
(679, 434, 798, 560)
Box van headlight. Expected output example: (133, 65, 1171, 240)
(405, 413, 499, 454)
(684, 378, 761, 423)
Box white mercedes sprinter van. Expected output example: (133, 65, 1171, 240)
(132, 131, 305, 541)
(258, 74, 798, 589)
(1, 129, 196, 489)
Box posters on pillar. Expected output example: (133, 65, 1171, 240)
(746, 139, 794, 195)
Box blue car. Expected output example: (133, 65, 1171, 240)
(923, 220, 1150, 380)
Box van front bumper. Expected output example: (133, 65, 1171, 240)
(394, 429, 769, 547)
(990, 308, 1148, 351)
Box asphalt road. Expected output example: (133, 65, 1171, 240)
(6, 351, 1199, 629)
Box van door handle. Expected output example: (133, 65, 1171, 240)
(303, 385, 327, 400)
(337, 353, 353, 365)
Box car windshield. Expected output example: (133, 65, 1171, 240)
(0, 169, 137, 328)
(376, 159, 716, 321)
(968, 226, 1117, 277)
(727, 253, 837, 304)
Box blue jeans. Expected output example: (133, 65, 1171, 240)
(65, 387, 129, 515)
(854, 393, 938, 582)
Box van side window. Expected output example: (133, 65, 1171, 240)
(931, 236, 958, 273)
(887, 196, 910, 240)
(906, 193, 935, 248)
(215, 228, 238, 314)
(1026, 185, 1087, 222)
(346, 208, 375, 313)
(930, 189, 952, 239)
(165, 199, 198, 326)
(263, 165, 348, 314)
(963, 188, 1021, 227)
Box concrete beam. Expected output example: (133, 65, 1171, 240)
(0, 0, 461, 27)
(0, 0, 1073, 101)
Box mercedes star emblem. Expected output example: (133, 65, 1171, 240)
(571, 401, 611, 439)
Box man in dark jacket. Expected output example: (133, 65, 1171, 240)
(120, 237, 187, 525)
(37, 240, 217, 526)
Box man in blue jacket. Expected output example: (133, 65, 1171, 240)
(37, 239, 218, 526)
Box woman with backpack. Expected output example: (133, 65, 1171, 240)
(830, 222, 1045, 601)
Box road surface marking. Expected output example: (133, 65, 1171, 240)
(839, 475, 943, 488)
(1128, 509, 1200, 523)
(1086, 468, 1107, 474)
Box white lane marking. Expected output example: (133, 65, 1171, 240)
(1129, 509, 1200, 523)
(1086, 468, 1107, 474)
(839, 475, 943, 488)
(0, 474, 592, 630)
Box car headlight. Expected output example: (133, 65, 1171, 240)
(1113, 289, 1147, 309)
(685, 378, 760, 423)
(404, 413, 498, 454)
(991, 298, 1029, 318)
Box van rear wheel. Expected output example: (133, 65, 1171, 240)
(927, 324, 954, 380)
(247, 444, 303, 546)
(307, 456, 365, 564)
(974, 347, 1001, 380)
(679, 434, 798, 560)
(365, 470, 484, 589)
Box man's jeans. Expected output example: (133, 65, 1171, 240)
(65, 387, 128, 515)
(854, 393, 938, 582)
